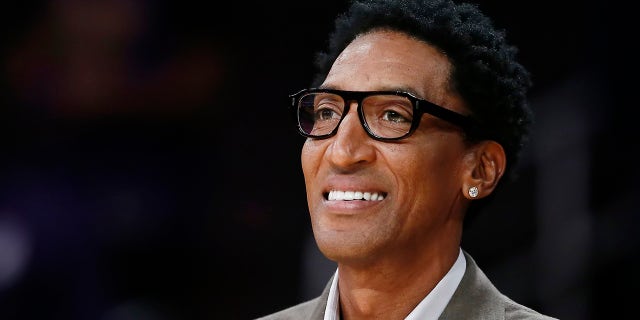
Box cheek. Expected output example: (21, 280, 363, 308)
(391, 143, 464, 230)
(301, 141, 322, 180)
(389, 139, 464, 193)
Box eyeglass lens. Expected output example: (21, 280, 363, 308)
(298, 92, 415, 139)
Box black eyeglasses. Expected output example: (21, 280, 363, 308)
(289, 88, 475, 141)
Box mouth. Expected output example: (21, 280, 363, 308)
(324, 190, 386, 201)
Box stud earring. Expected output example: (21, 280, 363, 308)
(468, 186, 479, 198)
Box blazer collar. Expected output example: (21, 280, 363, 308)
(438, 250, 505, 319)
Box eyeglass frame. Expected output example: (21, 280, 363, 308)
(289, 88, 478, 141)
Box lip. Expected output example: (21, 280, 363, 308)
(321, 195, 386, 213)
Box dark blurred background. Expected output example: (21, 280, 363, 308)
(0, 1, 635, 319)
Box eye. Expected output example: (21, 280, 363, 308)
(315, 103, 342, 121)
(372, 99, 413, 124)
(381, 109, 411, 123)
(314, 95, 344, 121)
(362, 95, 414, 138)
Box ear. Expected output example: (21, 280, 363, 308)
(461, 141, 506, 200)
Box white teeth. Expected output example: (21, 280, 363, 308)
(344, 191, 354, 200)
(328, 190, 385, 201)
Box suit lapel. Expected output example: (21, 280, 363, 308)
(309, 273, 334, 320)
(439, 251, 505, 320)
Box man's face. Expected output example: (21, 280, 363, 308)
(301, 30, 471, 265)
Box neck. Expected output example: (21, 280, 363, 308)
(336, 242, 461, 320)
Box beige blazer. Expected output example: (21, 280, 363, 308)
(255, 251, 558, 320)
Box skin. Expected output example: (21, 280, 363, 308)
(301, 29, 506, 319)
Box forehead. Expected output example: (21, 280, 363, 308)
(322, 30, 453, 101)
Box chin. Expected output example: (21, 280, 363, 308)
(314, 230, 382, 264)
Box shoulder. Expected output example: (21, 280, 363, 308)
(503, 296, 559, 320)
(254, 296, 323, 320)
(440, 251, 558, 320)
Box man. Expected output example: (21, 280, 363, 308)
(258, 0, 557, 319)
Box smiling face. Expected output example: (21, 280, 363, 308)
(302, 30, 472, 266)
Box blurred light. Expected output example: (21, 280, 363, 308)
(0, 215, 32, 292)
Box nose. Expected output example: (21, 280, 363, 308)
(325, 102, 376, 169)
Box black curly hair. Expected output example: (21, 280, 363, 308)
(311, 0, 533, 188)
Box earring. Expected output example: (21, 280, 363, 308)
(468, 186, 479, 198)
